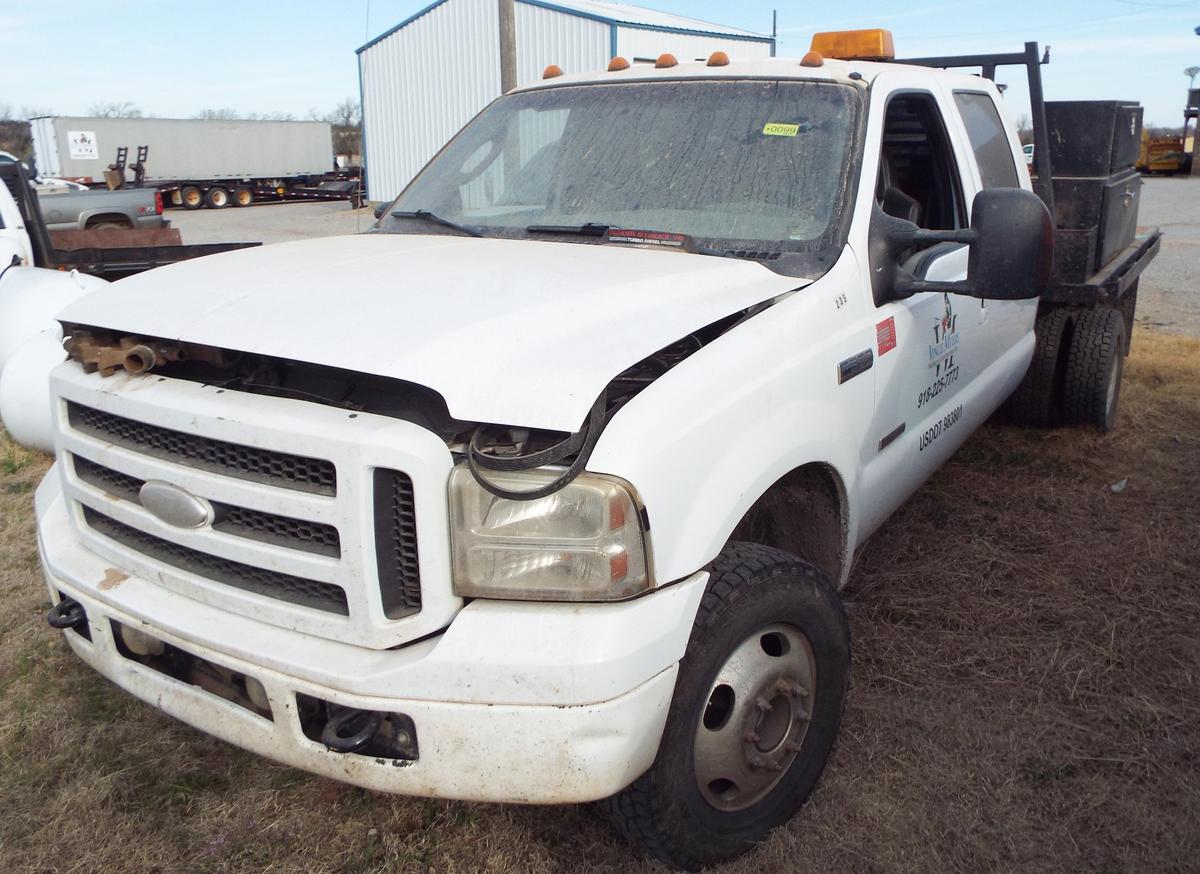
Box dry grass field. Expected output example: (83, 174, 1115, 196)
(1, 327, 1198, 873)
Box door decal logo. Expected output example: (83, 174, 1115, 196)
(927, 293, 959, 376)
(876, 317, 897, 356)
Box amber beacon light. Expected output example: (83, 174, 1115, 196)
(809, 28, 895, 61)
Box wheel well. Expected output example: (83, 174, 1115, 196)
(728, 463, 849, 586)
(84, 213, 132, 228)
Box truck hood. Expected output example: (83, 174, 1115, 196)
(58, 233, 804, 431)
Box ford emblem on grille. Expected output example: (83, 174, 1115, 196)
(138, 481, 213, 529)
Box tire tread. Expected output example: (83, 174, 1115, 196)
(599, 543, 847, 870)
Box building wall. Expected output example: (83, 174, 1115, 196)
(360, 0, 501, 201)
(514, 2, 608, 87)
(615, 27, 772, 65)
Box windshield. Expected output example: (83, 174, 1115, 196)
(382, 80, 860, 265)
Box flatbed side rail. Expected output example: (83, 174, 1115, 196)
(1039, 229, 1161, 307)
(50, 243, 262, 281)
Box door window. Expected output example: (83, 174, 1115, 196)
(876, 92, 966, 231)
(953, 92, 1019, 189)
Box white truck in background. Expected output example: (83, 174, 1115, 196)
(12, 30, 1158, 870)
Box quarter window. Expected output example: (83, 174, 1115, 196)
(954, 92, 1019, 189)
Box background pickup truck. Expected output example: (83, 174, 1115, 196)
(36, 185, 165, 231)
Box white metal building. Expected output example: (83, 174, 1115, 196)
(357, 0, 775, 201)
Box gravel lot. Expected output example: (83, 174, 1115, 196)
(168, 200, 377, 245)
(167, 177, 1200, 337)
(1133, 177, 1200, 336)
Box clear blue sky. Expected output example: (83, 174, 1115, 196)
(2, 0, 1198, 125)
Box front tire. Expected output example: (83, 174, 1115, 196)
(601, 543, 850, 870)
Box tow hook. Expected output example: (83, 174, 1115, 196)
(321, 707, 385, 754)
(47, 598, 87, 632)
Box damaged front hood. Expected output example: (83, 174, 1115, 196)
(58, 233, 804, 431)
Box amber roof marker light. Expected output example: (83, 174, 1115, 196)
(706, 51, 730, 67)
(809, 28, 895, 61)
(655, 53, 678, 69)
(542, 64, 564, 79)
(608, 56, 630, 71)
(800, 51, 824, 68)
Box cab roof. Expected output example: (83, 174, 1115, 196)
(514, 55, 997, 94)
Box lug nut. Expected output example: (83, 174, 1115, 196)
(749, 755, 769, 771)
(784, 740, 803, 754)
(743, 730, 761, 744)
(755, 696, 773, 713)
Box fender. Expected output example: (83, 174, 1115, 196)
(589, 249, 873, 586)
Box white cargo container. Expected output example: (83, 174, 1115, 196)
(358, 0, 775, 201)
(30, 117, 338, 209)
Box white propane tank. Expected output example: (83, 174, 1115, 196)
(0, 266, 107, 450)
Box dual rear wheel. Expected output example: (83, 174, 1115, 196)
(1008, 296, 1132, 433)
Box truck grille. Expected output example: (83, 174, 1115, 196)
(67, 401, 337, 495)
(373, 469, 422, 619)
(72, 455, 341, 558)
(83, 507, 349, 615)
(55, 376, 449, 649)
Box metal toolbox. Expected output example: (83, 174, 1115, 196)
(1052, 169, 1141, 271)
(1051, 227, 1098, 283)
(1045, 101, 1143, 176)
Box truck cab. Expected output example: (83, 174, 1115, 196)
(25, 30, 1142, 870)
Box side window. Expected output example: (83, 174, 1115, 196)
(953, 92, 1019, 189)
(876, 93, 966, 231)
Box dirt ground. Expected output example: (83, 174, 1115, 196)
(2, 181, 1198, 872)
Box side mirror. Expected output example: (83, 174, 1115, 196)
(869, 188, 1053, 304)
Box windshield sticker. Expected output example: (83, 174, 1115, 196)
(606, 229, 688, 248)
(763, 122, 800, 137)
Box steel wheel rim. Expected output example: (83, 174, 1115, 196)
(693, 623, 816, 812)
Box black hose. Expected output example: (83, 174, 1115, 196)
(467, 391, 607, 501)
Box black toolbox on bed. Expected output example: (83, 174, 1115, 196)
(1046, 100, 1144, 282)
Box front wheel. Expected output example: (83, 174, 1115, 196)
(601, 542, 850, 870)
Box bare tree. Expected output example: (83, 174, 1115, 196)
(1016, 113, 1033, 145)
(195, 108, 240, 120)
(89, 101, 143, 118)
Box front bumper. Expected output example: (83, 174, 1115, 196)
(36, 470, 707, 804)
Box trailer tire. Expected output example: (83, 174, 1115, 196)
(232, 187, 253, 208)
(180, 186, 203, 210)
(599, 542, 849, 871)
(205, 187, 230, 209)
(1007, 307, 1073, 427)
(1062, 306, 1125, 432)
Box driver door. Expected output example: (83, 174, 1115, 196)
(857, 87, 983, 536)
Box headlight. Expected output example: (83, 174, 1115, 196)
(448, 466, 651, 601)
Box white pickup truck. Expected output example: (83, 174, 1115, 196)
(15, 30, 1158, 870)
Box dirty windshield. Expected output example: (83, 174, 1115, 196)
(383, 80, 859, 265)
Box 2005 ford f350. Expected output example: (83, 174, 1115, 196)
(17, 30, 1160, 870)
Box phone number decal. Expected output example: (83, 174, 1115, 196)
(917, 365, 960, 409)
(919, 405, 963, 452)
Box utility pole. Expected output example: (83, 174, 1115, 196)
(499, 0, 517, 94)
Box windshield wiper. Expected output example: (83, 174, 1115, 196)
(525, 222, 611, 237)
(391, 209, 483, 238)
